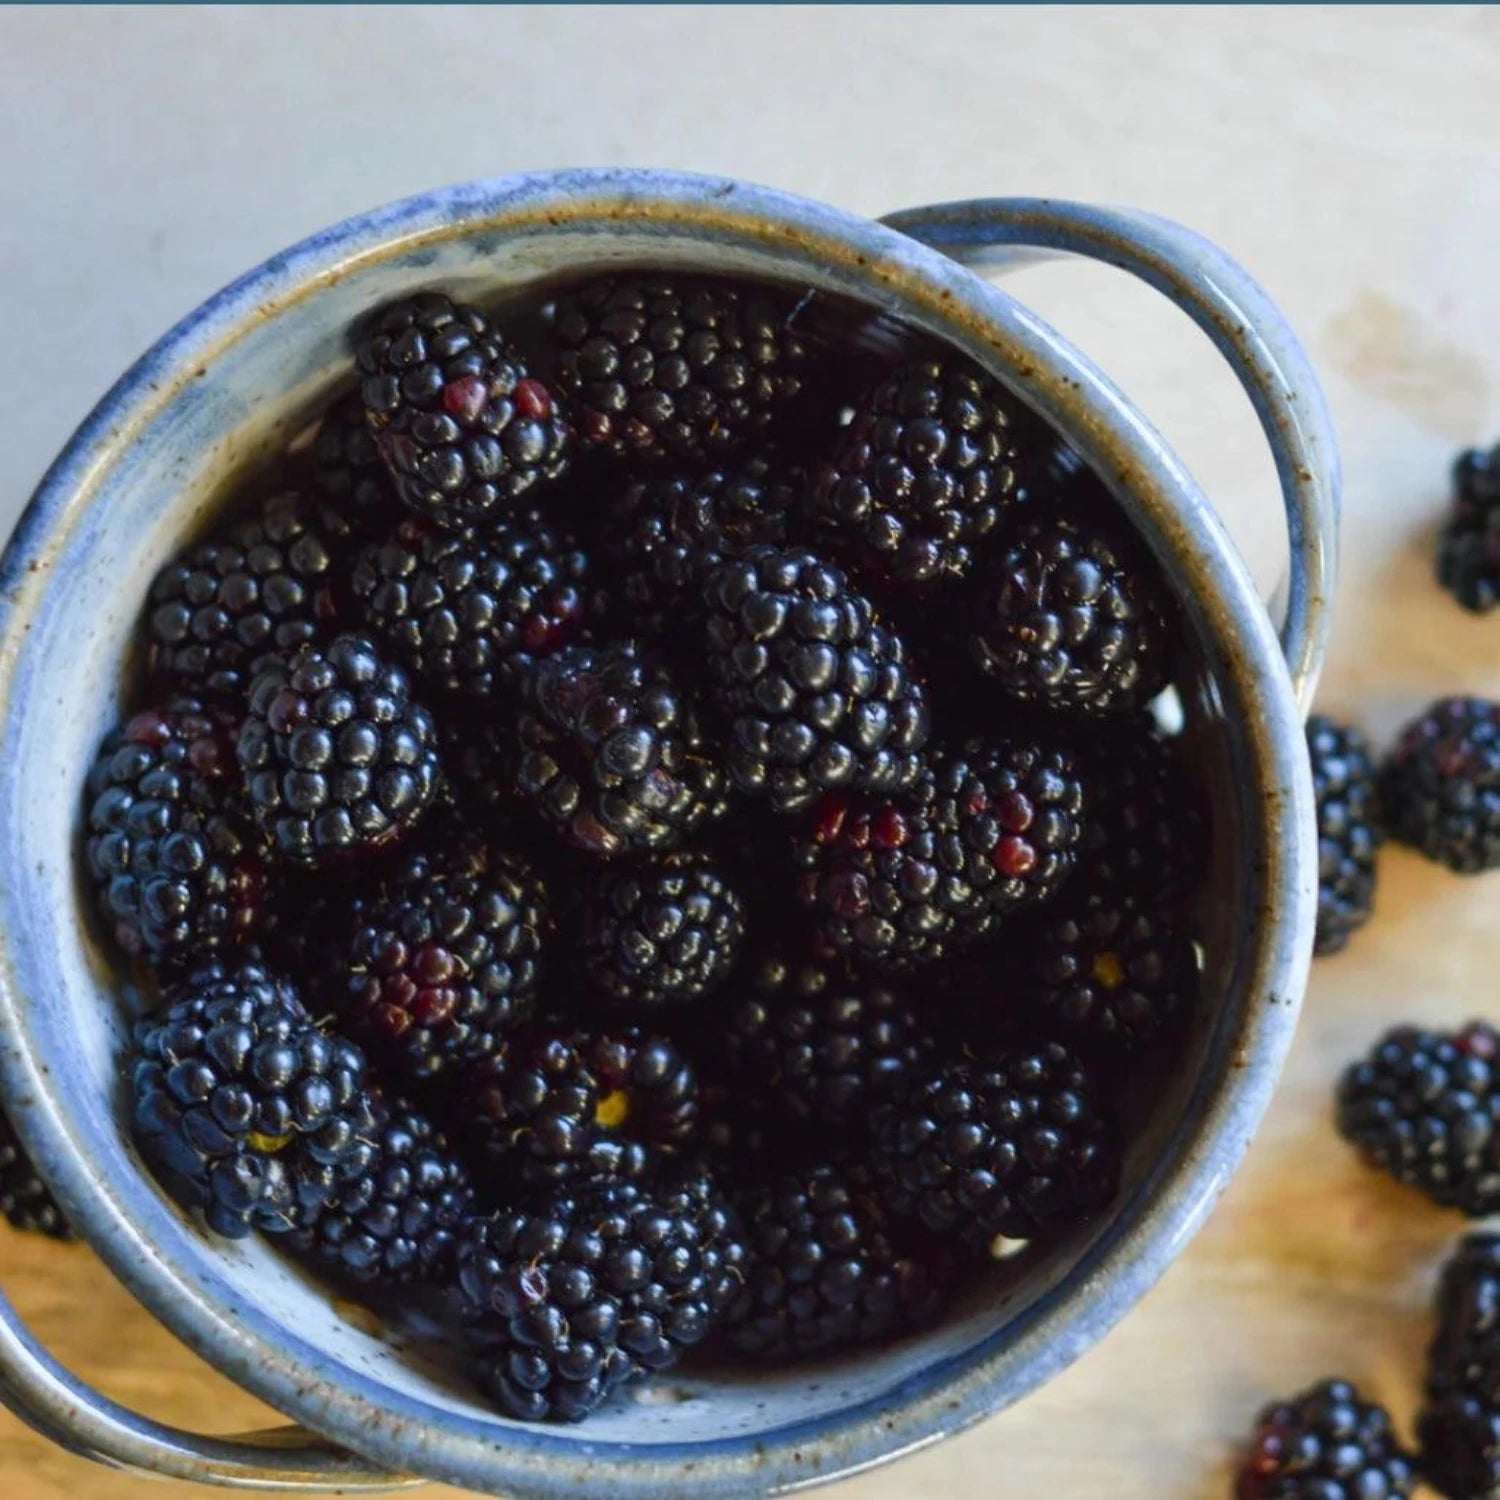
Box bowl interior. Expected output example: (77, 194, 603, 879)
(0, 177, 1304, 1498)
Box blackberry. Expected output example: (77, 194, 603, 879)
(144, 492, 343, 700)
(1439, 444, 1500, 614)
(335, 839, 548, 1078)
(352, 515, 591, 701)
(509, 641, 728, 857)
(468, 1026, 699, 1188)
(358, 292, 569, 530)
(723, 953, 936, 1129)
(1027, 889, 1198, 1049)
(304, 392, 401, 539)
(1236, 1380, 1415, 1500)
(1336, 1022, 1500, 1214)
(552, 275, 809, 463)
(1380, 698, 1500, 873)
(1308, 715, 1382, 956)
(131, 963, 374, 1238)
(813, 358, 1024, 585)
(578, 854, 746, 1008)
(238, 633, 441, 866)
(0, 1110, 73, 1241)
(793, 739, 1086, 969)
(725, 1158, 948, 1361)
(290, 1095, 473, 1286)
(969, 509, 1171, 715)
(870, 1044, 1117, 1248)
(84, 698, 268, 967)
(700, 545, 930, 814)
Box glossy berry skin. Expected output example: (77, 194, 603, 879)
(131, 964, 374, 1239)
(1236, 1380, 1414, 1500)
(0, 1111, 73, 1241)
(1307, 715, 1382, 956)
(237, 633, 441, 866)
(552, 276, 809, 463)
(358, 292, 569, 530)
(814, 358, 1024, 585)
(84, 698, 268, 968)
(871, 1045, 1117, 1249)
(1439, 444, 1500, 614)
(1336, 1022, 1500, 1215)
(700, 545, 930, 814)
(1379, 698, 1500, 874)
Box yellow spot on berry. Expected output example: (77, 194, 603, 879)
(594, 1090, 630, 1130)
(247, 1131, 294, 1155)
(1091, 951, 1126, 990)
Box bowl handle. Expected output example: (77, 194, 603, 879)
(0, 1284, 418, 1490)
(881, 197, 1340, 713)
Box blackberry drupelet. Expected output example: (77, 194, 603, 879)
(304, 392, 401, 539)
(84, 698, 268, 967)
(508, 641, 729, 857)
(1307, 715, 1382, 956)
(457, 1163, 746, 1422)
(870, 1044, 1117, 1248)
(468, 1026, 699, 1187)
(1380, 698, 1500, 873)
(725, 1158, 948, 1360)
(335, 838, 548, 1078)
(551, 275, 809, 463)
(352, 515, 591, 701)
(290, 1094, 473, 1286)
(1439, 444, 1500, 614)
(1336, 1022, 1500, 1214)
(813, 358, 1024, 585)
(969, 509, 1171, 715)
(793, 739, 1086, 969)
(0, 1110, 73, 1240)
(1237, 1380, 1415, 1500)
(700, 545, 930, 814)
(145, 492, 343, 700)
(1028, 889, 1198, 1049)
(238, 633, 441, 866)
(723, 952, 936, 1128)
(131, 963, 374, 1238)
(578, 854, 746, 1008)
(358, 292, 569, 530)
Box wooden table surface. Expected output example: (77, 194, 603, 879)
(6, 5, 1500, 1497)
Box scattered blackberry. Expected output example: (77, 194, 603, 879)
(813, 358, 1023, 585)
(794, 739, 1086, 969)
(0, 1110, 73, 1240)
(1439, 444, 1500, 614)
(578, 854, 746, 1008)
(290, 1094, 473, 1286)
(1027, 889, 1198, 1049)
(467, 1026, 699, 1187)
(84, 698, 268, 967)
(334, 839, 548, 1078)
(131, 963, 374, 1238)
(969, 509, 1171, 715)
(237, 633, 441, 866)
(144, 492, 343, 700)
(700, 545, 930, 814)
(725, 1158, 948, 1360)
(1336, 1022, 1500, 1214)
(1379, 698, 1500, 874)
(352, 515, 591, 701)
(358, 292, 569, 529)
(1236, 1379, 1415, 1500)
(509, 641, 729, 857)
(870, 1044, 1117, 1248)
(304, 392, 401, 539)
(1307, 715, 1382, 956)
(723, 953, 936, 1128)
(552, 275, 809, 463)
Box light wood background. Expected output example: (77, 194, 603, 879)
(4, 5, 1500, 1496)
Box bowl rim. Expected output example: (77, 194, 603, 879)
(0, 167, 1315, 1498)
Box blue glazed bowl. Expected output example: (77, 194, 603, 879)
(0, 170, 1333, 1497)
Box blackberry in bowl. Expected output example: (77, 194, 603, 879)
(0, 173, 1332, 1498)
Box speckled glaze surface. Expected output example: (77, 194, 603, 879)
(0, 170, 1332, 1497)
